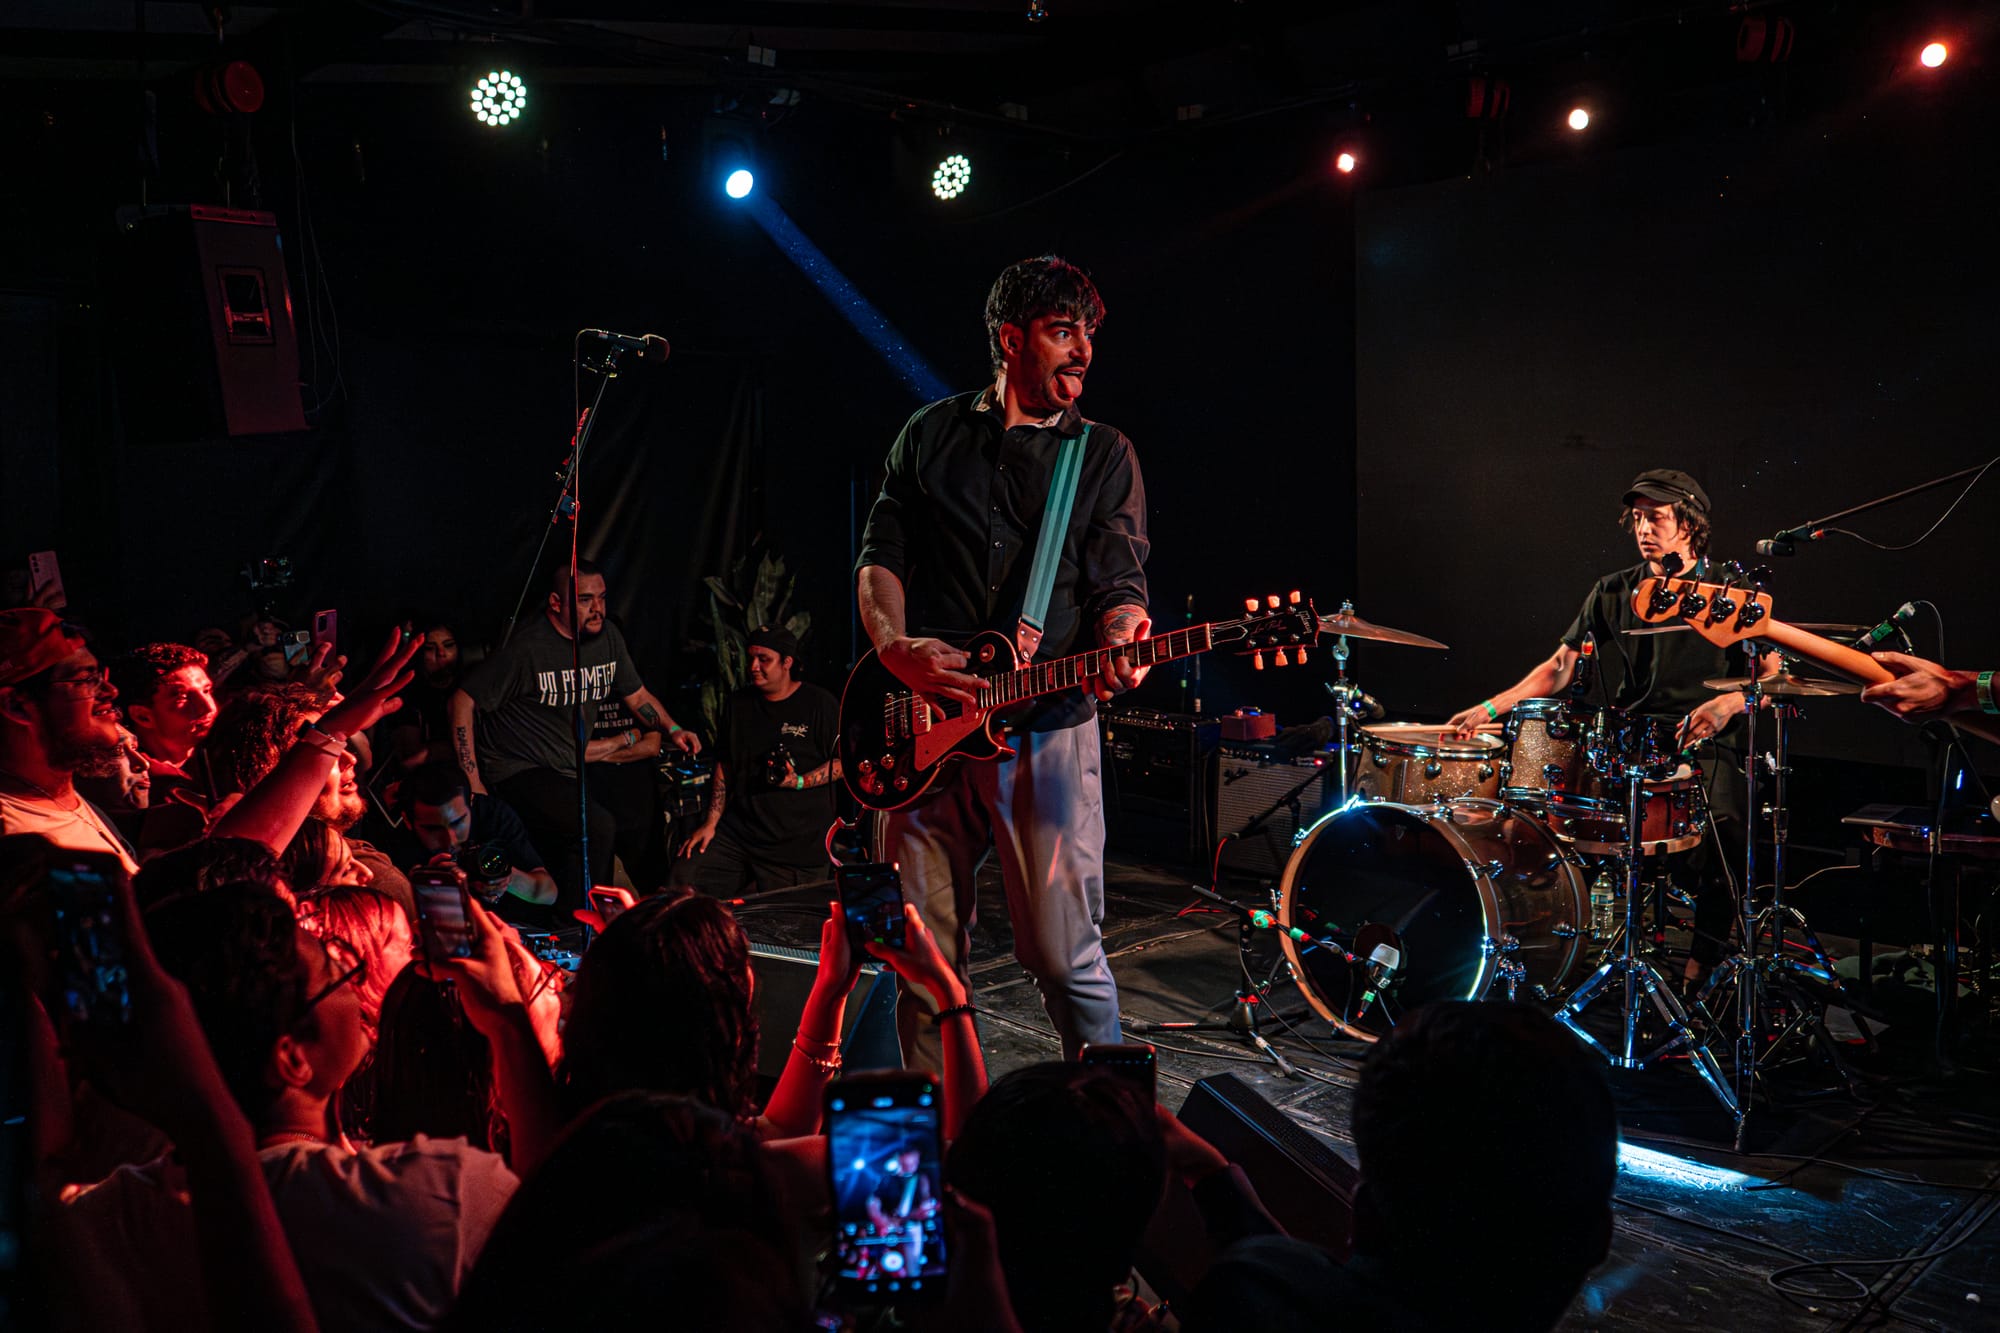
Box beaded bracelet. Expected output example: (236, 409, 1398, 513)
(792, 1037, 843, 1075)
(932, 1003, 978, 1027)
(1979, 671, 1997, 716)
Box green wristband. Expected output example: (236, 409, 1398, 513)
(1979, 671, 1998, 716)
(667, 723, 684, 734)
(1481, 700, 1499, 722)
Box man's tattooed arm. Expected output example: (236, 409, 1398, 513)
(706, 763, 728, 821)
(796, 758, 842, 789)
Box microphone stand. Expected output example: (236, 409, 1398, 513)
(1759, 457, 1996, 554)
(1126, 884, 1309, 1076)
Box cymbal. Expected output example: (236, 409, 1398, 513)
(1702, 674, 1862, 697)
(1317, 611, 1448, 651)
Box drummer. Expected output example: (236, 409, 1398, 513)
(1446, 469, 1778, 993)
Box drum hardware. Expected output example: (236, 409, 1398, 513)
(1552, 727, 1741, 1121)
(1317, 601, 1450, 805)
(1126, 883, 1313, 1077)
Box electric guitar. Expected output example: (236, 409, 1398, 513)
(1630, 571, 2000, 745)
(840, 593, 1319, 811)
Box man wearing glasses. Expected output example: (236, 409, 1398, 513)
(0, 608, 139, 872)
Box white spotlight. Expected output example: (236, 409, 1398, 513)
(724, 168, 756, 199)
(1920, 42, 1949, 69)
(1567, 107, 1591, 131)
(931, 153, 972, 201)
(469, 69, 526, 127)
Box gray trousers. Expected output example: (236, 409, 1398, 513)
(878, 714, 1122, 1070)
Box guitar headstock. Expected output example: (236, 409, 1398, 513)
(1217, 591, 1318, 669)
(1631, 562, 1778, 649)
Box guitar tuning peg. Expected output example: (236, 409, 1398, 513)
(1274, 648, 1290, 667)
(1244, 598, 1259, 613)
(1266, 595, 1280, 609)
(1252, 650, 1265, 671)
(1288, 590, 1301, 605)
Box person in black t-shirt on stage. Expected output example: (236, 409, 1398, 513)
(670, 625, 839, 895)
(1447, 469, 1778, 990)
(450, 560, 699, 910)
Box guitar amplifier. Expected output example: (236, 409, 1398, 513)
(1101, 708, 1219, 869)
(1215, 743, 1335, 877)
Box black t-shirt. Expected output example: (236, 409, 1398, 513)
(462, 614, 643, 784)
(1561, 560, 1744, 729)
(720, 683, 839, 855)
(384, 792, 546, 877)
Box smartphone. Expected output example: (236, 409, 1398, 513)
(587, 884, 635, 925)
(311, 608, 338, 659)
(26, 550, 66, 612)
(837, 862, 906, 952)
(411, 865, 477, 960)
(282, 629, 312, 667)
(825, 1071, 948, 1304)
(1081, 1041, 1158, 1104)
(44, 852, 132, 1026)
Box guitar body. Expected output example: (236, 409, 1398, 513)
(839, 630, 1024, 811)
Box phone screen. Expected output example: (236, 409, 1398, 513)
(282, 629, 311, 667)
(45, 855, 132, 1025)
(1081, 1042, 1158, 1104)
(311, 609, 338, 657)
(837, 863, 906, 952)
(587, 886, 634, 925)
(412, 871, 476, 960)
(827, 1073, 947, 1303)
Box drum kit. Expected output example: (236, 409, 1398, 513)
(1253, 602, 1864, 1144)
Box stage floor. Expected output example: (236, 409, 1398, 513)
(734, 854, 2000, 1331)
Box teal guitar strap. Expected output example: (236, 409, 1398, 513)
(1014, 423, 1091, 661)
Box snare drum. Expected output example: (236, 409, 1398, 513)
(1275, 798, 1588, 1040)
(1500, 698, 1586, 805)
(1555, 768, 1707, 856)
(1355, 724, 1504, 804)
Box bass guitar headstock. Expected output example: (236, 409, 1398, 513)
(1215, 590, 1319, 669)
(1632, 558, 1778, 649)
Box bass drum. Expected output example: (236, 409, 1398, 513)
(1276, 799, 1587, 1041)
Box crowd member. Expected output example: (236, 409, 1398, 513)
(368, 969, 500, 1151)
(586, 692, 669, 892)
(108, 643, 217, 801)
(295, 884, 413, 1039)
(0, 609, 139, 872)
(388, 619, 464, 769)
(856, 255, 1150, 1068)
(1862, 651, 2000, 734)
(131, 834, 290, 909)
(200, 633, 421, 915)
(280, 816, 377, 897)
(444, 1092, 804, 1331)
(450, 560, 698, 908)
(73, 723, 153, 832)
(62, 883, 557, 1331)
(1183, 1001, 1618, 1333)
(672, 624, 839, 896)
(558, 891, 985, 1141)
(945, 1063, 1168, 1332)
(395, 761, 557, 918)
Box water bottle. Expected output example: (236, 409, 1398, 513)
(1590, 870, 1617, 941)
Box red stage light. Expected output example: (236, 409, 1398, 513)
(1334, 151, 1357, 174)
(1920, 42, 1948, 69)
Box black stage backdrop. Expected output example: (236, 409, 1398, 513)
(1357, 81, 2000, 772)
(1, 83, 1353, 731)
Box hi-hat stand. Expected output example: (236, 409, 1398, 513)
(1554, 733, 1740, 1120)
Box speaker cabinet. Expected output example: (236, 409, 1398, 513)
(1215, 749, 1332, 877)
(114, 204, 307, 439)
(749, 942, 902, 1085)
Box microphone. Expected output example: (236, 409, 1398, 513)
(1248, 909, 1312, 945)
(1850, 602, 1918, 649)
(1754, 526, 1821, 557)
(1346, 691, 1387, 721)
(1568, 634, 1596, 706)
(581, 329, 671, 363)
(1358, 942, 1402, 1009)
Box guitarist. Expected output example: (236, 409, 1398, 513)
(1447, 469, 1777, 993)
(855, 255, 1151, 1068)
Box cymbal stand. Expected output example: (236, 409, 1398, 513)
(1126, 885, 1302, 1077)
(1554, 741, 1739, 1120)
(1324, 603, 1359, 805)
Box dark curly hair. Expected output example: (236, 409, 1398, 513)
(984, 255, 1106, 373)
(108, 643, 208, 714)
(557, 890, 759, 1118)
(198, 681, 333, 796)
(1618, 498, 1710, 559)
(144, 882, 316, 1121)
(131, 835, 288, 909)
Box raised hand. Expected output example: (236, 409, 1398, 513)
(319, 628, 422, 738)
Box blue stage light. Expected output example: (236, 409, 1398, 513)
(725, 168, 756, 199)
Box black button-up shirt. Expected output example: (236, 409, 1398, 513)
(856, 388, 1150, 731)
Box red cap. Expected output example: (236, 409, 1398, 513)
(0, 608, 86, 688)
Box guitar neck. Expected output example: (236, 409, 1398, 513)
(979, 624, 1217, 709)
(1757, 621, 1894, 686)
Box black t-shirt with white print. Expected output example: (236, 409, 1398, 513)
(462, 613, 642, 785)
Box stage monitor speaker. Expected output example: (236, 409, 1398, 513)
(1215, 748, 1332, 877)
(1136, 1073, 1358, 1307)
(749, 942, 902, 1085)
(113, 204, 307, 439)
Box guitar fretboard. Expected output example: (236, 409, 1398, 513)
(978, 624, 1216, 709)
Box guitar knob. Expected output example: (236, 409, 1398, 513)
(857, 760, 874, 775)
(977, 644, 995, 663)
(879, 754, 895, 770)
(893, 775, 909, 792)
